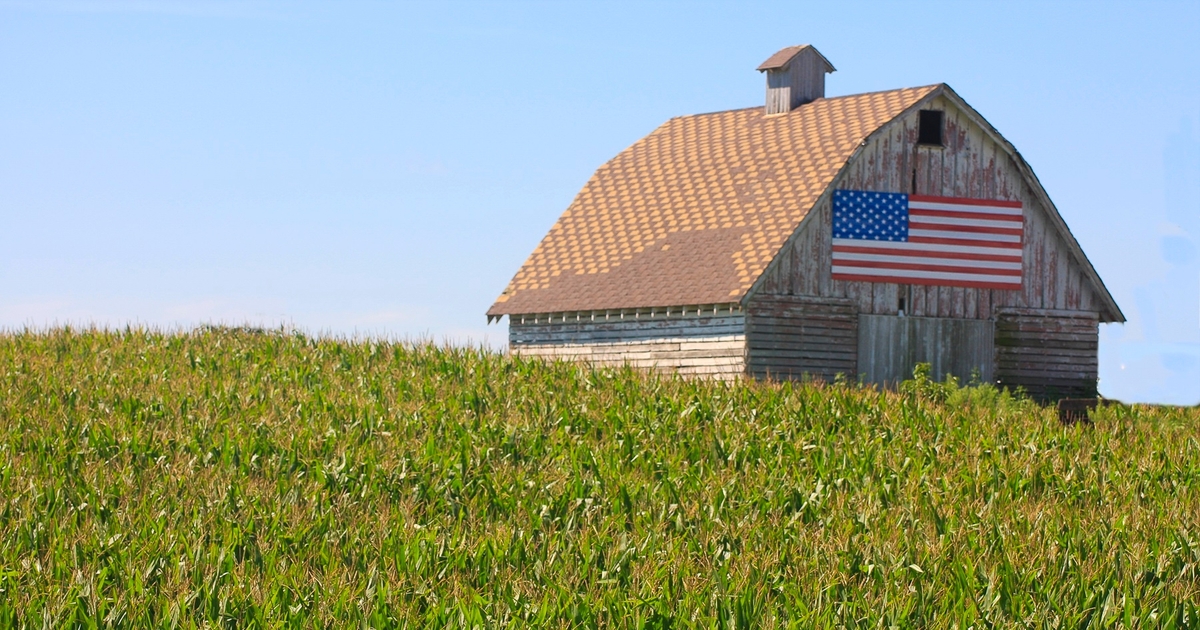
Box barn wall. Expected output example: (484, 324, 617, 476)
(744, 295, 857, 381)
(757, 94, 1100, 319)
(509, 314, 746, 379)
(748, 94, 1106, 392)
(995, 309, 1099, 401)
(857, 315, 995, 385)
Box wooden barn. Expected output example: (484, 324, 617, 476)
(487, 45, 1124, 401)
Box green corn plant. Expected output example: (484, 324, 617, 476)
(0, 327, 1196, 628)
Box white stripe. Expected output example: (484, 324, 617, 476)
(908, 215, 1023, 229)
(909, 229, 1022, 243)
(832, 266, 1022, 285)
(908, 200, 1023, 216)
(832, 251, 1023, 270)
(832, 238, 1022, 257)
(910, 208, 1025, 223)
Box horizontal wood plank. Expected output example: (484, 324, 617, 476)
(745, 294, 858, 382)
(510, 316, 747, 380)
(995, 313, 1098, 401)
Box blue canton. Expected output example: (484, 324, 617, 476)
(832, 190, 909, 242)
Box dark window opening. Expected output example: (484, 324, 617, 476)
(918, 109, 944, 146)
(898, 297, 906, 315)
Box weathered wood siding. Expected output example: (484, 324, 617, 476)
(745, 94, 1107, 394)
(995, 310, 1099, 401)
(510, 314, 746, 379)
(765, 48, 828, 114)
(745, 295, 856, 381)
(857, 315, 994, 386)
(757, 94, 1101, 319)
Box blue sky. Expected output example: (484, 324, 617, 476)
(1, 1, 1198, 404)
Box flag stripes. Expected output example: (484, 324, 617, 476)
(831, 190, 1024, 289)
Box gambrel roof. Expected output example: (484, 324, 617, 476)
(488, 83, 1123, 322)
(489, 86, 938, 316)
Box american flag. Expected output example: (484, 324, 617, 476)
(831, 189, 1024, 289)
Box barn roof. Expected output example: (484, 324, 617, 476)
(488, 85, 939, 317)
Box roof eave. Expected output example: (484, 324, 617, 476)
(934, 85, 1126, 323)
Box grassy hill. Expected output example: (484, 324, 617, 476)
(1, 328, 1197, 627)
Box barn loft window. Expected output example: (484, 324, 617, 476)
(917, 109, 944, 146)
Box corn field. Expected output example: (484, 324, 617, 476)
(0, 327, 1198, 628)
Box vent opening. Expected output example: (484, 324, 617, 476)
(918, 109, 944, 146)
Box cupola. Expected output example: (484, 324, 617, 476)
(757, 44, 836, 114)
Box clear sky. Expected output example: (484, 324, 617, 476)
(2, 1, 1198, 404)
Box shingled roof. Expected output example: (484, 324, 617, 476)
(488, 85, 940, 317)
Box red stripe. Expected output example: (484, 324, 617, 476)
(835, 259, 1022, 276)
(832, 273, 1022, 290)
(909, 194, 1023, 208)
(832, 245, 1022, 262)
(908, 222, 1024, 236)
(909, 236, 1023, 248)
(908, 208, 1025, 223)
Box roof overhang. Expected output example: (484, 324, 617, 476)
(756, 44, 836, 73)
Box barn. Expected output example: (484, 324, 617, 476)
(486, 45, 1123, 401)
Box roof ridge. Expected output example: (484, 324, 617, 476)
(677, 84, 943, 119)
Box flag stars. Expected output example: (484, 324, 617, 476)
(832, 189, 909, 242)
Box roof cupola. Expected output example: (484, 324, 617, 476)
(757, 45, 836, 115)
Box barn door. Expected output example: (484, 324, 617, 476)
(857, 315, 995, 386)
